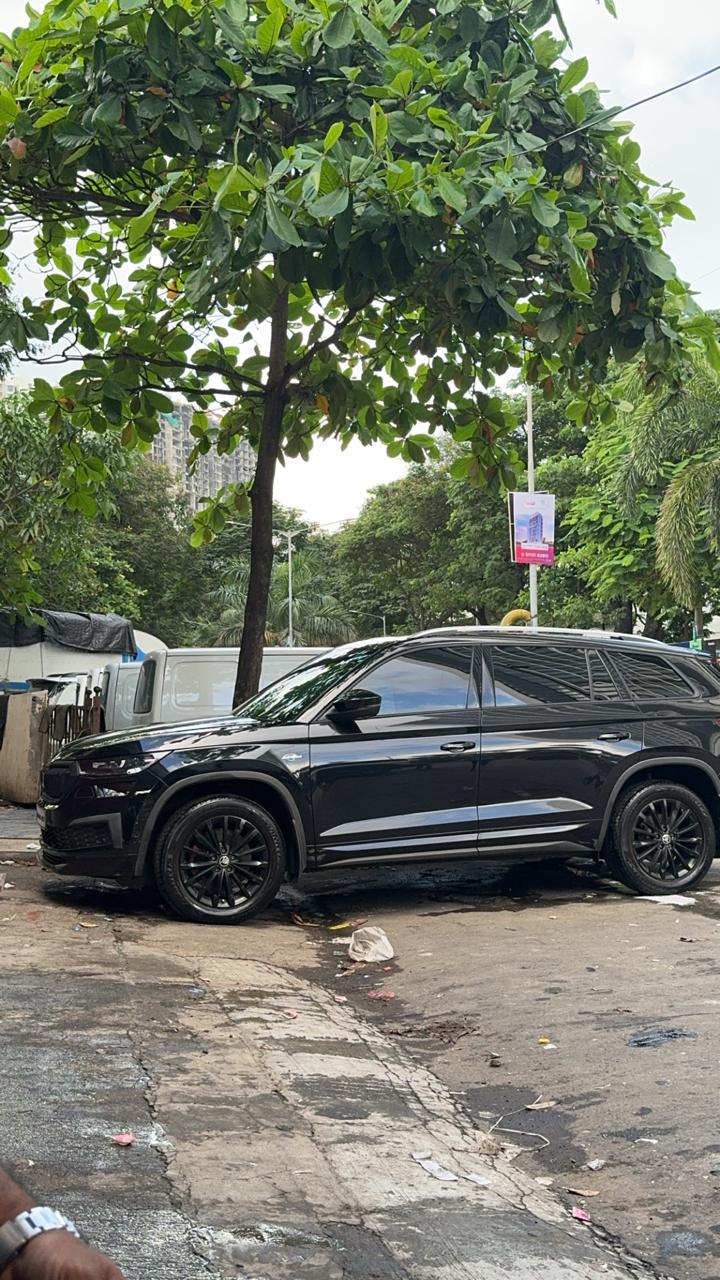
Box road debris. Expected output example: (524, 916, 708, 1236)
(25, 842, 40, 852)
(387, 1019, 475, 1045)
(411, 1153, 458, 1182)
(535, 1177, 554, 1187)
(585, 1159, 606, 1172)
(328, 918, 368, 932)
(348, 926, 394, 962)
(572, 1207, 592, 1223)
(640, 894, 696, 907)
(282, 1009, 299, 1019)
(368, 989, 395, 1001)
(333, 995, 348, 1004)
(568, 1188, 600, 1197)
(0, 859, 15, 865)
(488, 1098, 551, 1152)
(635, 1138, 659, 1145)
(112, 1133, 136, 1147)
(537, 1036, 551, 1045)
(628, 1027, 698, 1048)
(464, 1173, 491, 1188)
(526, 1099, 557, 1112)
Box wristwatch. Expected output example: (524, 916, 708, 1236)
(0, 1207, 80, 1273)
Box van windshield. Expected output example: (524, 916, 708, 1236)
(234, 643, 393, 726)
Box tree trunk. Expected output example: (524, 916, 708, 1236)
(233, 287, 289, 707)
(694, 601, 704, 641)
(613, 601, 634, 634)
(643, 613, 663, 640)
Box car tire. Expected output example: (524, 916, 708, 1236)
(607, 780, 715, 895)
(153, 795, 286, 924)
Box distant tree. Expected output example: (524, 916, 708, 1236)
(617, 348, 720, 633)
(198, 545, 354, 647)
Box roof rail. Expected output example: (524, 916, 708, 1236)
(413, 625, 669, 646)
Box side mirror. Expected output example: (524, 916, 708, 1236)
(327, 688, 381, 724)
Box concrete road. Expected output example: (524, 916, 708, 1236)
(1, 846, 719, 1278)
(293, 857, 720, 1280)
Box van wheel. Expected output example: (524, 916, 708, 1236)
(607, 781, 715, 895)
(153, 796, 286, 924)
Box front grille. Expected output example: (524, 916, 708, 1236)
(43, 823, 113, 853)
(42, 762, 77, 800)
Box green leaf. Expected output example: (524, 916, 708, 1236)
(357, 12, 388, 51)
(563, 161, 584, 189)
(213, 0, 249, 49)
(436, 173, 466, 214)
(369, 102, 388, 150)
(147, 11, 172, 61)
(0, 86, 18, 124)
(485, 215, 518, 268)
(92, 95, 123, 127)
(530, 192, 560, 228)
(558, 57, 588, 93)
(265, 192, 302, 246)
(642, 247, 676, 281)
(309, 186, 349, 218)
(34, 106, 71, 128)
(128, 199, 159, 248)
(257, 7, 285, 55)
(410, 187, 436, 217)
(54, 124, 92, 150)
(323, 7, 355, 48)
(323, 121, 344, 151)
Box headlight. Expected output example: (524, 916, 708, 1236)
(77, 753, 168, 777)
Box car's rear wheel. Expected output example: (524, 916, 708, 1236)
(153, 796, 286, 923)
(607, 780, 715, 895)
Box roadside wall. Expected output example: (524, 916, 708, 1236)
(0, 691, 48, 804)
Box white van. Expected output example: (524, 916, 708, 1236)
(128, 646, 326, 729)
(101, 663, 144, 733)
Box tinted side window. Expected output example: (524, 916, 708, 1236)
(671, 657, 720, 698)
(358, 645, 475, 715)
(611, 651, 695, 701)
(588, 651, 621, 701)
(491, 643, 591, 707)
(133, 658, 156, 715)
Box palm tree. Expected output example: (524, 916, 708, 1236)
(197, 548, 356, 648)
(619, 348, 720, 630)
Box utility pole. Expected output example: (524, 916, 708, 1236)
(526, 385, 538, 630)
(274, 529, 301, 646)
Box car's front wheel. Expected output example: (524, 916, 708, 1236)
(153, 795, 286, 923)
(607, 780, 715, 895)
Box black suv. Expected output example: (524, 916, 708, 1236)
(39, 629, 720, 923)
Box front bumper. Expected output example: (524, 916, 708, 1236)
(38, 758, 154, 885)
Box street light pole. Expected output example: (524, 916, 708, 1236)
(286, 530, 294, 647)
(526, 385, 539, 630)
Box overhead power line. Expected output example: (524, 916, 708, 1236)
(512, 61, 720, 161)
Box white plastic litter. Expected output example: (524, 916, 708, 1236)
(348, 926, 394, 963)
(25, 842, 40, 852)
(640, 895, 696, 907)
(411, 1153, 458, 1182)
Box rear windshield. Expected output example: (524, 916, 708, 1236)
(235, 643, 394, 726)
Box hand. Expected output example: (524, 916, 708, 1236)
(4, 1230, 126, 1280)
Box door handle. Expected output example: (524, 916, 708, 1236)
(440, 741, 475, 752)
(597, 731, 630, 742)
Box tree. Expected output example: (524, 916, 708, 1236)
(197, 544, 355, 646)
(617, 349, 720, 632)
(98, 457, 210, 645)
(334, 460, 523, 630)
(0, 0, 698, 698)
(0, 392, 134, 613)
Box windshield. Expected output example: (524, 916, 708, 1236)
(234, 643, 394, 726)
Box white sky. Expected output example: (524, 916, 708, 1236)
(5, 0, 720, 523)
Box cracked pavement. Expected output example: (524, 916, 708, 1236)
(2, 844, 718, 1278)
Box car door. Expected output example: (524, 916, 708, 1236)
(308, 642, 481, 866)
(479, 641, 644, 856)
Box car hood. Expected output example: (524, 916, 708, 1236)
(55, 716, 259, 761)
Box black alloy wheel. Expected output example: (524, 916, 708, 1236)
(631, 797, 703, 881)
(153, 796, 286, 923)
(608, 780, 715, 895)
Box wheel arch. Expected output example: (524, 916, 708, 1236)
(598, 756, 720, 849)
(135, 771, 307, 881)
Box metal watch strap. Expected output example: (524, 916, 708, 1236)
(0, 1207, 80, 1273)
